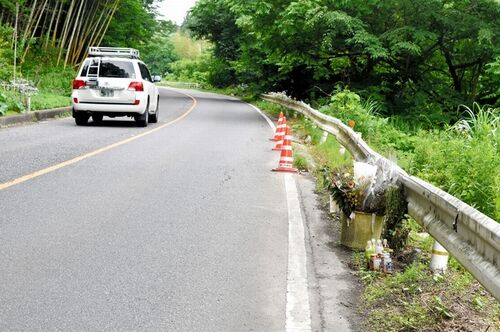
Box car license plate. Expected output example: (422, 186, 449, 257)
(100, 89, 113, 97)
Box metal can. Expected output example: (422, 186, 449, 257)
(369, 254, 376, 270)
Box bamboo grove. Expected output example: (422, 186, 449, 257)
(0, 0, 121, 68)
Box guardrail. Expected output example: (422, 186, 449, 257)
(262, 92, 500, 300)
(160, 81, 203, 89)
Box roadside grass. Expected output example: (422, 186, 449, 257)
(0, 89, 25, 115)
(310, 136, 352, 170)
(357, 222, 500, 332)
(252, 99, 287, 117)
(31, 92, 71, 110)
(253, 97, 500, 332)
(293, 154, 308, 171)
(0, 89, 70, 116)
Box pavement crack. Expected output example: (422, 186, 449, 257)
(202, 169, 236, 199)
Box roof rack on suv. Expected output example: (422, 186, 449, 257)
(88, 47, 140, 59)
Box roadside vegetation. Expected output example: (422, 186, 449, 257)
(356, 239, 500, 331)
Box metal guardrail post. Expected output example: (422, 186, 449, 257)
(26, 96, 31, 113)
(320, 131, 328, 144)
(430, 241, 449, 274)
(262, 92, 500, 300)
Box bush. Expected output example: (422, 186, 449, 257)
(34, 69, 75, 96)
(0, 89, 25, 114)
(166, 56, 210, 85)
(30, 92, 71, 110)
(320, 88, 382, 139)
(166, 51, 238, 89)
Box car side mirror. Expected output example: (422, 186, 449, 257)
(152, 75, 161, 83)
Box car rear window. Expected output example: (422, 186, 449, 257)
(97, 60, 136, 78)
(79, 60, 90, 77)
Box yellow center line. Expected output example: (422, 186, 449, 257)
(0, 89, 198, 191)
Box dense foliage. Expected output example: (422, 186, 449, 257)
(186, 0, 499, 118)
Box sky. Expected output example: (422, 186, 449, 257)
(157, 0, 199, 25)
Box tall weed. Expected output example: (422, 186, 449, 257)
(408, 104, 499, 219)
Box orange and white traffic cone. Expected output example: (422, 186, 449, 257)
(270, 112, 285, 141)
(272, 116, 286, 150)
(272, 126, 298, 173)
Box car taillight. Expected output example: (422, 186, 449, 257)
(128, 82, 144, 92)
(73, 98, 78, 104)
(134, 100, 140, 105)
(72, 79, 86, 89)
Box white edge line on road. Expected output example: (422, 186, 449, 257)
(247, 102, 312, 331)
(247, 103, 276, 132)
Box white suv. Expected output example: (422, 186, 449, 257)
(72, 47, 160, 127)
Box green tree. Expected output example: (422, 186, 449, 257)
(140, 34, 179, 76)
(186, 0, 241, 61)
(101, 0, 157, 48)
(186, 0, 500, 115)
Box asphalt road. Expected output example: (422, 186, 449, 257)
(0, 88, 289, 331)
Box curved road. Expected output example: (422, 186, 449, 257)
(0, 88, 290, 331)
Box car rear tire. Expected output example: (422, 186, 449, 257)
(92, 114, 103, 123)
(148, 98, 159, 123)
(135, 100, 149, 127)
(75, 112, 89, 126)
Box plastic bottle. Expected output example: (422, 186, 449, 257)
(365, 241, 375, 261)
(383, 252, 392, 273)
(372, 255, 382, 271)
(376, 240, 384, 255)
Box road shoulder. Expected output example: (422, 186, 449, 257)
(295, 174, 362, 332)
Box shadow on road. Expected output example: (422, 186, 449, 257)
(85, 120, 138, 128)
